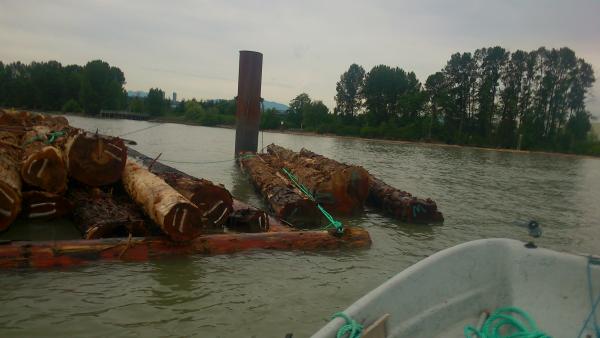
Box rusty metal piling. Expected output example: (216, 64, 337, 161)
(234, 51, 263, 155)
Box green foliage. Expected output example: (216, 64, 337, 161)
(145, 88, 167, 116)
(335, 64, 365, 119)
(61, 99, 82, 113)
(260, 108, 282, 129)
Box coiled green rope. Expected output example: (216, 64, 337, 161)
(332, 312, 363, 338)
(464, 307, 550, 338)
(281, 167, 343, 234)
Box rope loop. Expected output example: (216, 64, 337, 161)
(331, 312, 363, 338)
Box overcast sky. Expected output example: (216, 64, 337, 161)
(1, 0, 599, 116)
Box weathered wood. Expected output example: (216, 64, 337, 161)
(64, 131, 127, 186)
(239, 153, 321, 227)
(227, 203, 270, 233)
(266, 144, 370, 215)
(122, 159, 204, 241)
(20, 126, 68, 193)
(367, 176, 444, 223)
(0, 226, 372, 269)
(0, 130, 22, 231)
(69, 187, 148, 239)
(159, 172, 233, 231)
(21, 191, 72, 219)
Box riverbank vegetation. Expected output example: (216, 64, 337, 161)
(282, 46, 598, 156)
(1, 46, 598, 156)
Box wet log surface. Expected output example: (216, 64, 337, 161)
(64, 131, 127, 186)
(22, 191, 72, 220)
(122, 159, 204, 241)
(367, 176, 444, 223)
(69, 187, 148, 239)
(227, 204, 270, 233)
(159, 173, 233, 231)
(266, 144, 370, 215)
(239, 153, 321, 228)
(0, 226, 372, 269)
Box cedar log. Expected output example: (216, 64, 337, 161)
(159, 172, 233, 231)
(21, 191, 72, 220)
(0, 130, 22, 231)
(122, 159, 204, 241)
(239, 153, 321, 227)
(367, 176, 444, 223)
(64, 131, 127, 186)
(266, 144, 370, 215)
(69, 187, 148, 239)
(20, 126, 68, 193)
(0, 226, 371, 269)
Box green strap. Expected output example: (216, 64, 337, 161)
(464, 307, 551, 338)
(23, 130, 66, 146)
(281, 167, 344, 234)
(332, 312, 363, 338)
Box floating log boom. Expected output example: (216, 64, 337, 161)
(122, 160, 204, 241)
(64, 131, 127, 186)
(266, 144, 370, 215)
(239, 153, 321, 227)
(367, 176, 443, 223)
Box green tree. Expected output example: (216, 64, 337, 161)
(79, 60, 126, 114)
(334, 64, 365, 120)
(286, 93, 311, 128)
(145, 88, 166, 116)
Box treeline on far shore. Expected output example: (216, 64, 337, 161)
(1, 46, 599, 156)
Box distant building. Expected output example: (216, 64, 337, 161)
(172, 92, 177, 102)
(171, 92, 178, 108)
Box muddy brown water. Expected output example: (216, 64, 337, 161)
(1, 115, 599, 337)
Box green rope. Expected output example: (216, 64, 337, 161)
(23, 130, 66, 146)
(464, 307, 551, 338)
(281, 167, 344, 234)
(332, 312, 363, 338)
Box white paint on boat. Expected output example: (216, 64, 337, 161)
(311, 238, 600, 338)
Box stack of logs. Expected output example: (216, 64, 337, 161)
(0, 110, 262, 242)
(240, 144, 443, 226)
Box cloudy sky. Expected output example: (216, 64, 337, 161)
(1, 0, 599, 115)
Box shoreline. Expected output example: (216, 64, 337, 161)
(148, 117, 599, 160)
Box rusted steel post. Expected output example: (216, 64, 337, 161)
(234, 50, 263, 155)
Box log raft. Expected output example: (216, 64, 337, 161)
(239, 153, 321, 227)
(266, 144, 370, 215)
(367, 176, 444, 223)
(0, 130, 22, 231)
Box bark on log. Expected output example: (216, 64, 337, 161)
(0, 226, 372, 269)
(239, 153, 321, 227)
(64, 131, 127, 186)
(20, 126, 68, 193)
(0, 130, 22, 231)
(227, 206, 270, 233)
(122, 159, 204, 241)
(266, 144, 370, 215)
(21, 191, 72, 220)
(159, 172, 233, 231)
(69, 187, 147, 239)
(367, 176, 444, 223)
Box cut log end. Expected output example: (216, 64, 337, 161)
(228, 208, 270, 233)
(21, 146, 68, 193)
(0, 182, 21, 231)
(22, 191, 72, 220)
(163, 203, 203, 241)
(66, 132, 127, 186)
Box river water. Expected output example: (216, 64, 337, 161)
(1, 115, 599, 337)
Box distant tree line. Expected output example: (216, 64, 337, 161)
(0, 60, 127, 115)
(276, 46, 598, 155)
